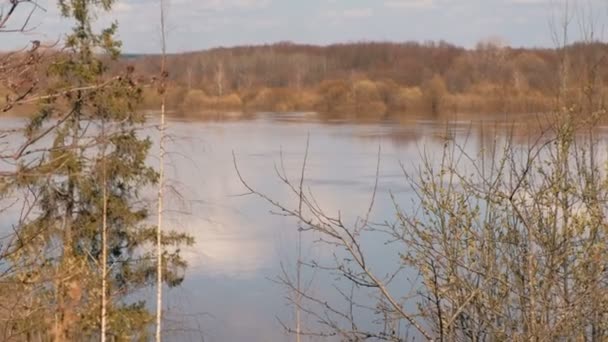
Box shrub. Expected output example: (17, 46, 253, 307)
(353, 80, 387, 116)
(247, 87, 299, 112)
(215, 93, 243, 110)
(421, 74, 448, 114)
(181, 89, 208, 111)
(315, 80, 353, 114)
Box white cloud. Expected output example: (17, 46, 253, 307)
(343, 8, 373, 18)
(324, 7, 373, 20)
(114, 1, 132, 13)
(384, 0, 435, 9)
(114, 0, 270, 20)
(250, 18, 281, 29)
(509, 0, 547, 4)
(170, 0, 271, 11)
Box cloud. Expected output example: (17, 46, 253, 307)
(250, 18, 282, 29)
(169, 0, 271, 11)
(342, 8, 373, 18)
(114, 1, 132, 13)
(2, 0, 585, 53)
(509, 0, 548, 4)
(115, 0, 270, 19)
(384, 0, 435, 9)
(323, 7, 373, 20)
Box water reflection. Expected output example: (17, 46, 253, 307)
(1, 112, 564, 341)
(152, 114, 465, 341)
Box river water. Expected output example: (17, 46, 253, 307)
(151, 113, 518, 341)
(0, 112, 568, 341)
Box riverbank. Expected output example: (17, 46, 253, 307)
(139, 80, 559, 119)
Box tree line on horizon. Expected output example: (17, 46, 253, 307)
(122, 40, 608, 117)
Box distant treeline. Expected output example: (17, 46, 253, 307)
(122, 41, 607, 116)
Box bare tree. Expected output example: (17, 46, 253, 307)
(100, 118, 108, 342)
(215, 61, 224, 97)
(156, 0, 169, 340)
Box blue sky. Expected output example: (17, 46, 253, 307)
(2, 0, 607, 53)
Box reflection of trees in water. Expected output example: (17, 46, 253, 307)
(354, 128, 422, 148)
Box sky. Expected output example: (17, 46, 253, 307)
(2, 0, 607, 53)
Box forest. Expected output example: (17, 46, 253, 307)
(4, 34, 608, 119)
(128, 40, 608, 117)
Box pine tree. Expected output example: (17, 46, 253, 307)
(0, 0, 193, 339)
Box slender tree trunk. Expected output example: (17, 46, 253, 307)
(156, 0, 168, 341)
(295, 229, 302, 342)
(101, 120, 108, 342)
(156, 86, 165, 342)
(295, 137, 308, 342)
(56, 105, 82, 342)
(156, 86, 166, 342)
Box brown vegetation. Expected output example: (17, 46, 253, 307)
(121, 41, 608, 117)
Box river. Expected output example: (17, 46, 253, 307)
(0, 112, 561, 341)
(150, 113, 521, 341)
